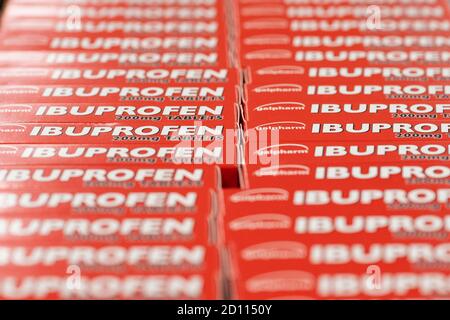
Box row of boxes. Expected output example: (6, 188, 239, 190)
(0, 0, 237, 299)
(222, 0, 450, 299)
(2, 0, 450, 300)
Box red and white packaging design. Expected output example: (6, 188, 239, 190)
(241, 33, 450, 52)
(237, 7, 450, 40)
(242, 82, 450, 141)
(0, 187, 216, 217)
(0, 143, 238, 166)
(0, 242, 218, 272)
(220, 187, 450, 246)
(0, 243, 221, 300)
(243, 162, 450, 188)
(221, 188, 450, 299)
(0, 34, 227, 53)
(0, 34, 227, 56)
(0, 51, 229, 68)
(0, 0, 226, 302)
(0, 214, 212, 245)
(0, 68, 239, 85)
(237, 0, 447, 4)
(245, 65, 450, 84)
(221, 188, 450, 241)
(235, 0, 450, 32)
(244, 81, 450, 104)
(0, 123, 232, 144)
(8, 0, 217, 5)
(243, 120, 450, 142)
(0, 144, 241, 185)
(229, 253, 450, 299)
(1, 1, 226, 36)
(0, 19, 223, 35)
(244, 105, 450, 151)
(225, 210, 450, 300)
(243, 141, 450, 167)
(0, 102, 240, 124)
(0, 186, 218, 243)
(0, 83, 241, 141)
(243, 82, 450, 145)
(223, 206, 450, 244)
(3, 4, 220, 20)
(239, 17, 450, 34)
(235, 1, 450, 68)
(221, 186, 450, 213)
(235, 5, 450, 50)
(227, 237, 450, 276)
(233, 271, 450, 299)
(1, 1, 225, 35)
(1, 2, 227, 36)
(0, 164, 221, 190)
(244, 99, 449, 123)
(240, 48, 450, 68)
(235, 2, 449, 20)
(0, 83, 238, 104)
(0, 269, 221, 300)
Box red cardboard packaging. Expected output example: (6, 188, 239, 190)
(0, 123, 232, 144)
(0, 188, 216, 216)
(230, 263, 450, 299)
(240, 48, 450, 67)
(227, 238, 450, 273)
(239, 17, 450, 33)
(244, 81, 450, 104)
(0, 242, 219, 274)
(8, 0, 217, 5)
(0, 214, 212, 244)
(243, 162, 450, 188)
(0, 270, 221, 300)
(236, 2, 448, 19)
(221, 187, 450, 240)
(244, 99, 449, 123)
(0, 142, 242, 166)
(0, 51, 229, 67)
(0, 102, 240, 124)
(245, 65, 450, 84)
(220, 187, 450, 245)
(1, 19, 223, 35)
(3, 4, 220, 20)
(243, 120, 450, 142)
(0, 144, 241, 186)
(0, 165, 221, 190)
(242, 141, 450, 166)
(220, 188, 450, 299)
(241, 33, 450, 51)
(0, 143, 228, 165)
(242, 82, 450, 141)
(221, 186, 450, 213)
(0, 34, 227, 52)
(223, 205, 450, 243)
(243, 101, 450, 141)
(0, 84, 238, 104)
(226, 230, 450, 299)
(0, 67, 239, 85)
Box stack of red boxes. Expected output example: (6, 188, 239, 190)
(221, 0, 450, 299)
(0, 0, 240, 299)
(1, 0, 449, 301)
